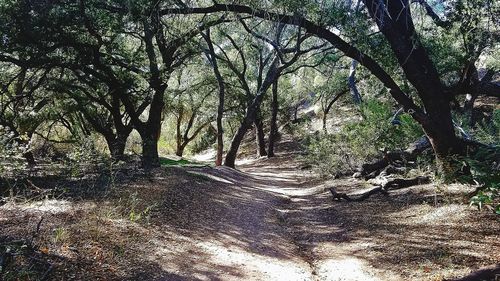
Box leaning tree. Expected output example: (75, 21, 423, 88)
(161, 0, 498, 174)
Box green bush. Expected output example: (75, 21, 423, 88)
(473, 109, 500, 145)
(465, 148, 500, 214)
(305, 99, 423, 176)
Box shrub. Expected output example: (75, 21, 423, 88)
(305, 99, 423, 176)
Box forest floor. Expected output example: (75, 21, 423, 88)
(1, 139, 499, 280)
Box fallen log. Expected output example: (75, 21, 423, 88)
(355, 136, 431, 178)
(330, 176, 430, 201)
(330, 186, 387, 201)
(446, 264, 500, 281)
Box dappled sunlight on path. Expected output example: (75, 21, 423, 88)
(2, 149, 497, 280)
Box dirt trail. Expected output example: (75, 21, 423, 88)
(1, 148, 498, 280)
(235, 154, 391, 281)
(140, 149, 392, 281)
(174, 151, 498, 281)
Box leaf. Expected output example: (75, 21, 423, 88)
(40, 247, 49, 254)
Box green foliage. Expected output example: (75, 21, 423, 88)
(465, 148, 500, 214)
(159, 157, 195, 166)
(451, 110, 500, 213)
(472, 109, 500, 145)
(190, 128, 217, 154)
(305, 100, 423, 175)
(125, 192, 158, 223)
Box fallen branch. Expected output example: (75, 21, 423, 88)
(354, 136, 431, 178)
(29, 217, 44, 246)
(330, 176, 430, 201)
(330, 186, 387, 201)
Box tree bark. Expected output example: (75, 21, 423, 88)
(175, 143, 186, 157)
(224, 59, 279, 168)
(140, 130, 161, 168)
(105, 134, 128, 160)
(254, 114, 267, 157)
(224, 90, 269, 168)
(23, 151, 36, 167)
(348, 60, 362, 104)
(216, 99, 224, 166)
(224, 116, 253, 168)
(363, 0, 465, 176)
(268, 79, 279, 157)
(322, 89, 349, 133)
(165, 3, 465, 175)
(201, 28, 225, 166)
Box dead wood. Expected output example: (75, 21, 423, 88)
(446, 264, 500, 281)
(355, 137, 431, 178)
(330, 186, 387, 201)
(330, 176, 430, 202)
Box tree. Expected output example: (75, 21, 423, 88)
(49, 70, 134, 159)
(201, 19, 329, 167)
(164, 1, 498, 174)
(165, 66, 216, 157)
(0, 63, 53, 165)
(201, 28, 226, 166)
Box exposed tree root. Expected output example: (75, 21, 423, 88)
(330, 176, 430, 201)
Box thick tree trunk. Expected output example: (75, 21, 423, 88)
(175, 143, 186, 157)
(23, 151, 36, 167)
(108, 137, 127, 160)
(224, 60, 279, 168)
(268, 80, 279, 157)
(224, 99, 264, 168)
(254, 116, 267, 157)
(140, 131, 161, 168)
(363, 0, 464, 176)
(103, 128, 130, 160)
(425, 129, 466, 177)
(224, 118, 253, 168)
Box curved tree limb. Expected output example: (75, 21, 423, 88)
(158, 4, 427, 124)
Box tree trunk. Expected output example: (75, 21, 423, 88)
(140, 131, 160, 168)
(425, 129, 466, 177)
(216, 108, 224, 166)
(224, 101, 263, 168)
(224, 59, 279, 168)
(109, 138, 127, 160)
(175, 143, 186, 157)
(363, 0, 464, 176)
(268, 80, 279, 157)
(348, 60, 362, 104)
(104, 130, 129, 160)
(322, 89, 349, 133)
(224, 118, 252, 168)
(23, 151, 36, 167)
(254, 115, 267, 157)
(201, 28, 225, 166)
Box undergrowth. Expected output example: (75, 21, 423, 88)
(304, 99, 423, 176)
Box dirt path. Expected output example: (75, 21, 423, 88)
(1, 150, 498, 280)
(175, 152, 498, 281)
(131, 150, 395, 281)
(236, 155, 391, 281)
